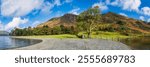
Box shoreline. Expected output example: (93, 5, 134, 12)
(11, 36, 131, 50)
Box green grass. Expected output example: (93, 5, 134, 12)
(15, 31, 143, 40)
(16, 34, 78, 39)
(78, 31, 140, 40)
(92, 31, 129, 39)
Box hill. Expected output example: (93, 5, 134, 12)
(101, 12, 150, 34)
(37, 12, 150, 34)
(37, 14, 77, 28)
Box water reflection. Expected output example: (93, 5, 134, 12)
(119, 37, 150, 50)
(0, 36, 42, 50)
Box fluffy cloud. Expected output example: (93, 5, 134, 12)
(110, 0, 141, 12)
(119, 13, 128, 17)
(139, 16, 145, 21)
(54, 0, 73, 6)
(5, 17, 28, 31)
(141, 7, 150, 16)
(54, 0, 61, 6)
(92, 2, 108, 11)
(105, 0, 111, 4)
(1, 0, 44, 17)
(40, 2, 54, 14)
(0, 0, 73, 17)
(106, 0, 150, 17)
(69, 8, 80, 15)
(93, 0, 141, 12)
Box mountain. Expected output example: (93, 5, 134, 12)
(37, 12, 150, 34)
(101, 12, 150, 33)
(37, 14, 77, 28)
(0, 31, 9, 36)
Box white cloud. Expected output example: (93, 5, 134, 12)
(105, 0, 111, 4)
(5, 17, 28, 31)
(53, 0, 73, 6)
(69, 8, 80, 15)
(111, 0, 119, 6)
(40, 2, 54, 14)
(139, 16, 145, 21)
(92, 2, 108, 11)
(54, 0, 73, 6)
(106, 0, 150, 17)
(0, 0, 73, 17)
(110, 0, 141, 12)
(1, 0, 44, 17)
(119, 13, 128, 17)
(54, 0, 61, 6)
(65, 0, 73, 3)
(141, 7, 150, 16)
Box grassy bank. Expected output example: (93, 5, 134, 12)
(12, 31, 145, 41)
(14, 34, 78, 39)
(78, 31, 135, 41)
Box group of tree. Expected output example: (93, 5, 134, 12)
(10, 25, 77, 36)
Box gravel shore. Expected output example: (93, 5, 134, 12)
(12, 37, 131, 50)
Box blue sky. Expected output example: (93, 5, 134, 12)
(0, 0, 150, 31)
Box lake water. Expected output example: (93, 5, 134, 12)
(0, 36, 150, 50)
(0, 36, 42, 50)
(119, 37, 150, 50)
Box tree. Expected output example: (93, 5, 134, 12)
(116, 21, 126, 25)
(60, 25, 65, 34)
(77, 6, 101, 38)
(11, 28, 23, 36)
(51, 26, 61, 35)
(42, 25, 50, 35)
(26, 26, 33, 35)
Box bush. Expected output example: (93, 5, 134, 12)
(116, 21, 126, 25)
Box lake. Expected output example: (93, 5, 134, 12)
(0, 36, 150, 50)
(119, 37, 150, 50)
(0, 36, 42, 50)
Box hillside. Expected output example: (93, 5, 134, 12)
(37, 14, 77, 28)
(101, 12, 150, 34)
(37, 12, 150, 34)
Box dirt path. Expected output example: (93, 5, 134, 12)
(13, 38, 131, 50)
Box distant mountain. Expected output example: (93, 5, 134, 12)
(37, 12, 150, 34)
(0, 31, 9, 36)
